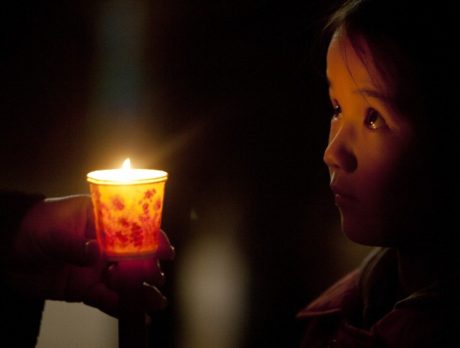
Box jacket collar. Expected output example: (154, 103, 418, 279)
(297, 247, 454, 325)
(296, 268, 361, 319)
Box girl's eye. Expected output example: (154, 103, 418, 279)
(332, 104, 342, 119)
(364, 108, 386, 130)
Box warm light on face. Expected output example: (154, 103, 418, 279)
(87, 159, 168, 260)
(324, 30, 417, 246)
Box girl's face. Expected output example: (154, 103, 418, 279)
(324, 30, 417, 246)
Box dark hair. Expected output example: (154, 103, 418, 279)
(323, 0, 460, 238)
(324, 1, 451, 127)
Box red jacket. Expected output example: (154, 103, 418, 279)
(297, 248, 458, 347)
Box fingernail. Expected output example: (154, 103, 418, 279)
(171, 245, 176, 258)
(84, 240, 100, 263)
(159, 272, 166, 286)
(143, 283, 168, 310)
(159, 295, 168, 310)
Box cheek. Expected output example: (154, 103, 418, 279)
(357, 135, 415, 206)
(358, 159, 403, 207)
(345, 143, 417, 245)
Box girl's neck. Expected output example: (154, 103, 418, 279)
(396, 246, 440, 295)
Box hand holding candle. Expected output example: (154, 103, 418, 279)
(6, 191, 173, 318)
(87, 159, 172, 347)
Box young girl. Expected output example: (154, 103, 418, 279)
(298, 0, 460, 346)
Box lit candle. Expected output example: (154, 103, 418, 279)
(87, 158, 168, 260)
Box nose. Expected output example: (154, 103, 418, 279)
(323, 123, 357, 173)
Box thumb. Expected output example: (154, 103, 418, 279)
(49, 237, 100, 267)
(81, 239, 101, 265)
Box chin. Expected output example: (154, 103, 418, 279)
(340, 214, 393, 247)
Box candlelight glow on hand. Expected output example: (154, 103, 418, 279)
(87, 159, 168, 260)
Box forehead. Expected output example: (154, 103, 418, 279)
(326, 29, 382, 90)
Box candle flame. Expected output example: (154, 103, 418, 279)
(122, 158, 131, 170)
(87, 158, 167, 184)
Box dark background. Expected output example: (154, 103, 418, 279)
(1, 1, 370, 347)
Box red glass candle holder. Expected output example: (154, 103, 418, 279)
(87, 162, 168, 260)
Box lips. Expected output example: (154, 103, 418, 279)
(330, 183, 356, 206)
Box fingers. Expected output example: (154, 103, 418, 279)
(83, 269, 168, 318)
(82, 282, 120, 318)
(33, 195, 99, 267)
(141, 283, 168, 312)
(105, 259, 165, 290)
(49, 237, 100, 268)
(82, 240, 100, 265)
(156, 229, 175, 260)
(84, 196, 97, 240)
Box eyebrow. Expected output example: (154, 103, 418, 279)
(354, 88, 387, 99)
(327, 76, 392, 104)
(353, 88, 393, 106)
